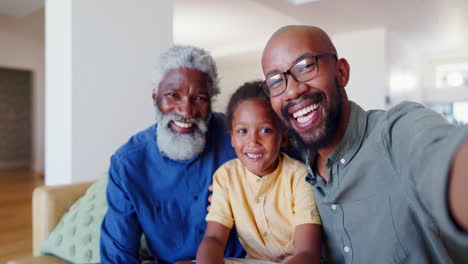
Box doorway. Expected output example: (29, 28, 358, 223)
(0, 67, 32, 170)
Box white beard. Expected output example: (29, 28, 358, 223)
(154, 103, 210, 161)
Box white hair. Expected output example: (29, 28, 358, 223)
(151, 45, 220, 97)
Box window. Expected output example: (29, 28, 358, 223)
(435, 63, 468, 89)
(426, 101, 468, 125)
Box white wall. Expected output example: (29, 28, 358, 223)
(0, 10, 45, 173)
(386, 30, 422, 107)
(45, 0, 72, 184)
(213, 50, 264, 113)
(45, 0, 173, 185)
(332, 28, 387, 110)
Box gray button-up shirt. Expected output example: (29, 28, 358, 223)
(306, 101, 468, 263)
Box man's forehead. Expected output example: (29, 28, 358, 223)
(164, 68, 210, 82)
(262, 39, 318, 75)
(262, 26, 334, 72)
(159, 67, 212, 92)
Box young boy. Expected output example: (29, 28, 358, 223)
(196, 81, 322, 264)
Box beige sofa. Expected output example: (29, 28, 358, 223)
(8, 182, 94, 264)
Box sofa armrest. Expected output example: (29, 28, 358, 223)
(32, 182, 94, 256)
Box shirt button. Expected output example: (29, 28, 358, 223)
(263, 232, 268, 237)
(256, 199, 260, 204)
(256, 179, 261, 183)
(199, 229, 204, 235)
(344, 246, 350, 253)
(193, 196, 198, 200)
(340, 158, 346, 164)
(331, 204, 337, 210)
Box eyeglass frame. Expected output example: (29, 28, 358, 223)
(260, 52, 337, 97)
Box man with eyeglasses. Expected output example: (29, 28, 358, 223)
(261, 25, 468, 263)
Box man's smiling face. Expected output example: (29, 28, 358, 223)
(261, 28, 347, 150)
(152, 67, 213, 160)
(155, 67, 212, 132)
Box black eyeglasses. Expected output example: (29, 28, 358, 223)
(261, 52, 337, 97)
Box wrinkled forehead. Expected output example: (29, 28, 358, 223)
(160, 67, 213, 93)
(261, 30, 329, 77)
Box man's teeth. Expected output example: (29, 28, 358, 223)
(173, 121, 193, 128)
(297, 112, 316, 123)
(246, 153, 262, 159)
(292, 104, 320, 119)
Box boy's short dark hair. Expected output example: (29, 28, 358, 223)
(225, 80, 282, 132)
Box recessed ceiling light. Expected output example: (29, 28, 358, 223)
(288, 0, 321, 6)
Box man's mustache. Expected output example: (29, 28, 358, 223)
(166, 115, 200, 127)
(159, 112, 208, 132)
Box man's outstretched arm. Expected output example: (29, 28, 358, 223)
(449, 138, 468, 232)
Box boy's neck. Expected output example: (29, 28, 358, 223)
(249, 156, 280, 177)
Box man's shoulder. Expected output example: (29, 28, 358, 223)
(354, 100, 426, 118)
(206, 112, 235, 156)
(378, 101, 448, 131)
(386, 101, 429, 116)
(210, 112, 228, 131)
(356, 101, 446, 133)
(113, 124, 156, 159)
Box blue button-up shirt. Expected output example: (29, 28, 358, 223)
(306, 101, 468, 263)
(100, 113, 245, 264)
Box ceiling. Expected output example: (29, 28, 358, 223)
(174, 0, 300, 57)
(0, 0, 466, 57)
(174, 0, 468, 57)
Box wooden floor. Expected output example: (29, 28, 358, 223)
(0, 170, 43, 263)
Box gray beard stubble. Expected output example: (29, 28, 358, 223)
(154, 103, 210, 161)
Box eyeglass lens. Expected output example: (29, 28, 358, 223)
(265, 57, 318, 97)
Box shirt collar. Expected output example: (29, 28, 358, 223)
(245, 153, 283, 189)
(328, 101, 368, 167)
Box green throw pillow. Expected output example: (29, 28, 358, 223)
(40, 176, 108, 263)
(40, 175, 149, 263)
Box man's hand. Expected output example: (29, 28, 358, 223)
(207, 185, 213, 211)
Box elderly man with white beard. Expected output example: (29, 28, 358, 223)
(100, 45, 245, 264)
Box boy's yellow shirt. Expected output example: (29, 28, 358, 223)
(206, 153, 321, 263)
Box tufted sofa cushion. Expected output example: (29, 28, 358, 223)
(39, 177, 108, 263)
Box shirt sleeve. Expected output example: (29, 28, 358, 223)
(383, 102, 468, 251)
(206, 166, 235, 229)
(100, 155, 142, 264)
(292, 167, 321, 226)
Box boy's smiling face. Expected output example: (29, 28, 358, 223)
(231, 99, 286, 176)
